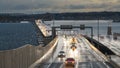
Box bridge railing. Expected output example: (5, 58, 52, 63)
(0, 37, 58, 68)
(0, 44, 37, 68)
(83, 37, 108, 61)
(29, 36, 58, 68)
(107, 55, 120, 68)
(84, 36, 120, 68)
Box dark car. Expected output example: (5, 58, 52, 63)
(58, 51, 65, 58)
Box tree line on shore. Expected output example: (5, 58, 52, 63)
(0, 12, 120, 23)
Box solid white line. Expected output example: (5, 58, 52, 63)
(59, 63, 64, 68)
(90, 62, 93, 68)
(103, 62, 111, 68)
(75, 60, 79, 68)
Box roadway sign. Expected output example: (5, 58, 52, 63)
(80, 24, 85, 30)
(60, 25, 73, 29)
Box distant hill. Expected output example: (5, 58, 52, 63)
(0, 12, 120, 22)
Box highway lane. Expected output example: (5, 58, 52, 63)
(48, 63, 63, 68)
(78, 61, 107, 68)
(40, 35, 115, 68)
(77, 36, 113, 68)
(48, 36, 80, 68)
(32, 21, 117, 68)
(37, 36, 64, 68)
(44, 36, 71, 68)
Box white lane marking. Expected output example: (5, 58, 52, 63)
(60, 63, 64, 68)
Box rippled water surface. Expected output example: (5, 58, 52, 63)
(0, 23, 38, 50)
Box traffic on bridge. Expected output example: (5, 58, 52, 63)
(31, 35, 115, 68)
(28, 20, 119, 68)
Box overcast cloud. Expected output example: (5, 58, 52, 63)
(0, 0, 120, 13)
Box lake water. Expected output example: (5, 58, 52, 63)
(0, 23, 39, 50)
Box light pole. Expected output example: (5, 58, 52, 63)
(52, 14, 55, 27)
(97, 19, 99, 42)
(107, 21, 112, 41)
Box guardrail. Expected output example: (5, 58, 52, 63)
(0, 37, 58, 68)
(0, 44, 37, 68)
(107, 55, 120, 68)
(84, 36, 120, 68)
(108, 60, 120, 68)
(83, 37, 108, 61)
(29, 37, 58, 68)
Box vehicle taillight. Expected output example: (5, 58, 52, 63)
(72, 61, 75, 64)
(65, 61, 68, 64)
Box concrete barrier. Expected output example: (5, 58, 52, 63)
(107, 55, 120, 68)
(0, 45, 37, 68)
(83, 37, 108, 61)
(0, 37, 58, 68)
(29, 37, 58, 68)
(85, 36, 115, 55)
(108, 60, 120, 68)
(84, 36, 119, 68)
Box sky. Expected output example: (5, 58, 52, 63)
(0, 0, 120, 14)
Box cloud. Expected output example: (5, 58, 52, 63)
(0, 0, 120, 13)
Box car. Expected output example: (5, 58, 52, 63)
(71, 37, 77, 44)
(58, 51, 65, 58)
(70, 44, 77, 51)
(65, 58, 75, 67)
